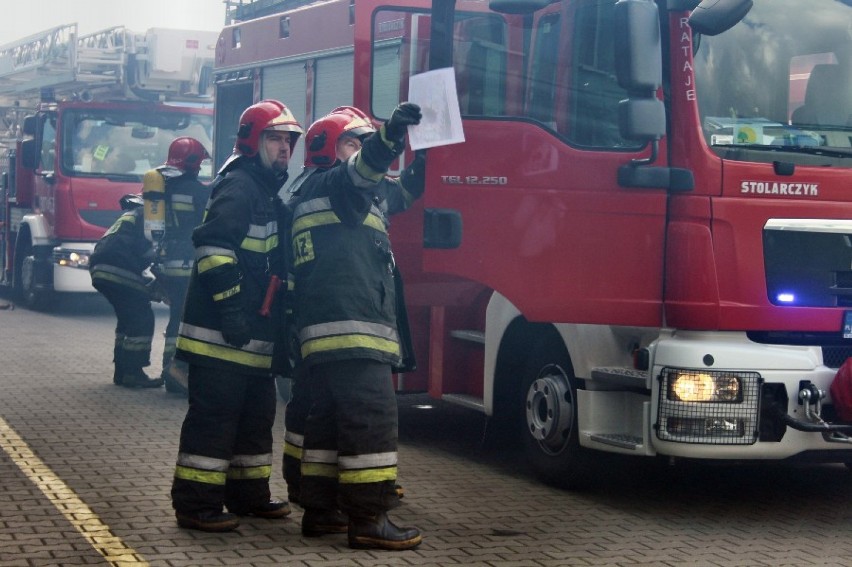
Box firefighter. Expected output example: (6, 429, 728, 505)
(147, 137, 212, 395)
(170, 100, 302, 533)
(286, 102, 423, 550)
(282, 106, 424, 532)
(89, 194, 164, 389)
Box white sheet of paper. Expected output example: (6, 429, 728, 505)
(407, 68, 465, 150)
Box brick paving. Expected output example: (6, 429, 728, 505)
(2, 294, 852, 566)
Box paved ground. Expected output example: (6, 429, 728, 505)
(2, 293, 852, 566)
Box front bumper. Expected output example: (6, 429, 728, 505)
(52, 243, 96, 293)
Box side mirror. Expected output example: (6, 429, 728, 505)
(619, 98, 665, 141)
(21, 139, 38, 169)
(614, 0, 662, 94)
(688, 0, 752, 36)
(22, 115, 37, 137)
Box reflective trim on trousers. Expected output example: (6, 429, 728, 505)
(226, 464, 272, 480)
(339, 466, 398, 485)
(177, 452, 230, 471)
(174, 465, 227, 485)
(231, 453, 272, 467)
(302, 462, 338, 479)
(338, 451, 397, 471)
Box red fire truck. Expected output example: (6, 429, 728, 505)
(0, 24, 216, 310)
(216, 0, 852, 485)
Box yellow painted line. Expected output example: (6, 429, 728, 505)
(0, 417, 149, 566)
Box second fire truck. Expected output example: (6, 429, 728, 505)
(0, 23, 216, 310)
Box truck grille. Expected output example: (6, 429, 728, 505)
(823, 346, 852, 369)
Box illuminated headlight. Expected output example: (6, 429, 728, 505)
(668, 371, 742, 403)
(53, 249, 91, 269)
(657, 368, 761, 445)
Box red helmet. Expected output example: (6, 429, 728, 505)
(234, 99, 303, 157)
(165, 137, 210, 173)
(304, 106, 376, 167)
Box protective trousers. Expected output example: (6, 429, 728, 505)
(171, 365, 277, 516)
(283, 365, 309, 503)
(300, 359, 400, 518)
(158, 274, 190, 369)
(94, 280, 154, 373)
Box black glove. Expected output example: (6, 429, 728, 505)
(384, 102, 422, 142)
(220, 304, 251, 348)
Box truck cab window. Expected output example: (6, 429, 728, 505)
(371, 1, 640, 150)
(39, 116, 57, 172)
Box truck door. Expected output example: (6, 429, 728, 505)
(362, 0, 669, 327)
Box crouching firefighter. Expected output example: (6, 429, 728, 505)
(170, 100, 302, 533)
(90, 194, 164, 389)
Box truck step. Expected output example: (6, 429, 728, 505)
(449, 330, 485, 345)
(590, 366, 649, 390)
(442, 393, 485, 411)
(589, 433, 644, 450)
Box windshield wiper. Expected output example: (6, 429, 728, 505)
(712, 144, 852, 159)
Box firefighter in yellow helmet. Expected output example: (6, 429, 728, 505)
(170, 100, 302, 532)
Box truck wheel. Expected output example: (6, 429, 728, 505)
(520, 334, 590, 488)
(15, 238, 55, 311)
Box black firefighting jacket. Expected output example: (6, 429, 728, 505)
(286, 130, 421, 369)
(89, 207, 154, 294)
(175, 158, 287, 375)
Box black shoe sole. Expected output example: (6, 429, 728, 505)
(233, 507, 291, 519)
(176, 514, 239, 532)
(348, 534, 423, 550)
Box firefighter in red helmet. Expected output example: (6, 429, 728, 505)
(170, 100, 302, 532)
(283, 103, 425, 550)
(145, 137, 211, 395)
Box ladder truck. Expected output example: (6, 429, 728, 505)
(0, 23, 217, 310)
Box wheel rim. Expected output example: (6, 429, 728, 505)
(525, 363, 574, 455)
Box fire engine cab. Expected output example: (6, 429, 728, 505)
(0, 23, 216, 310)
(217, 0, 852, 485)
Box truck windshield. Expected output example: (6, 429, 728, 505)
(61, 108, 214, 180)
(695, 0, 851, 166)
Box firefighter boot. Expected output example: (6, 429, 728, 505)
(163, 359, 189, 396)
(230, 499, 291, 519)
(120, 368, 164, 389)
(175, 510, 239, 533)
(112, 335, 125, 385)
(301, 508, 348, 537)
(348, 512, 422, 550)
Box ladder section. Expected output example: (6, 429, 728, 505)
(0, 24, 215, 105)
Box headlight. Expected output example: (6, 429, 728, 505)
(668, 371, 742, 403)
(53, 249, 91, 269)
(657, 368, 761, 445)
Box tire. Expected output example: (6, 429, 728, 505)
(520, 332, 590, 488)
(14, 237, 55, 311)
